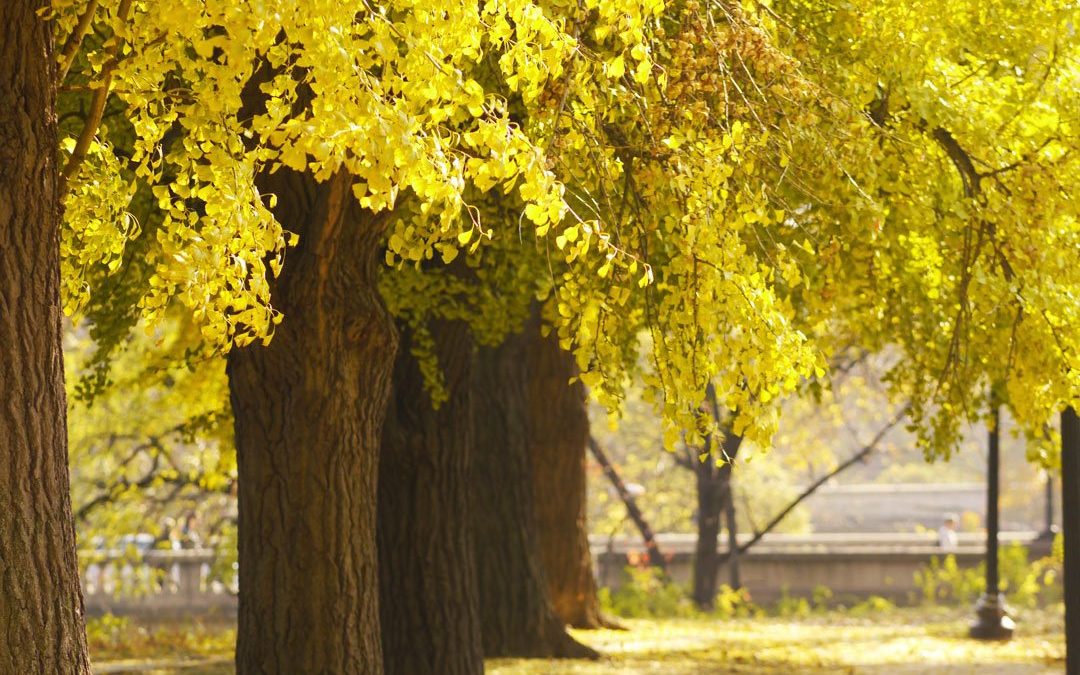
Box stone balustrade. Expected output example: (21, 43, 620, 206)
(78, 531, 1050, 617)
(591, 530, 1052, 602)
(81, 549, 236, 618)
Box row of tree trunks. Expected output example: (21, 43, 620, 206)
(378, 319, 483, 675)
(2, 6, 1070, 674)
(473, 333, 598, 659)
(526, 326, 611, 629)
(376, 310, 602, 669)
(226, 174, 600, 669)
(0, 2, 92, 671)
(228, 170, 396, 674)
(0, 18, 600, 666)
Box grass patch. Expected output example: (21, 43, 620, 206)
(90, 606, 1064, 673)
(490, 606, 1065, 674)
(88, 617, 234, 669)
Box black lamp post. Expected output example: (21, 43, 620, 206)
(1062, 407, 1079, 674)
(970, 404, 1015, 640)
(1036, 470, 1058, 542)
(725, 483, 740, 589)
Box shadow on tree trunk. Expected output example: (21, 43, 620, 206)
(526, 321, 620, 630)
(228, 171, 395, 674)
(473, 332, 599, 659)
(378, 318, 484, 675)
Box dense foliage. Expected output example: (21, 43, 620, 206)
(51, 0, 1080, 551)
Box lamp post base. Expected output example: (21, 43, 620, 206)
(1035, 525, 1060, 542)
(969, 593, 1015, 641)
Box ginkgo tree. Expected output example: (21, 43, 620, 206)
(14, 0, 1078, 673)
(50, 0, 837, 671)
(369, 3, 842, 668)
(1, 2, 92, 671)
(766, 0, 1080, 448)
(47, 0, 796, 670)
(43, 1, 879, 671)
(522, 0, 1080, 637)
(47, 0, 601, 671)
(766, 0, 1080, 655)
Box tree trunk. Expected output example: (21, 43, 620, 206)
(472, 334, 597, 659)
(526, 326, 610, 629)
(691, 465, 727, 609)
(228, 170, 395, 674)
(724, 481, 741, 590)
(0, 3, 92, 672)
(1062, 406, 1080, 675)
(691, 420, 742, 610)
(377, 319, 483, 675)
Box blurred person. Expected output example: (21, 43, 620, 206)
(938, 513, 959, 550)
(158, 517, 180, 550)
(179, 511, 210, 592)
(156, 517, 182, 591)
(179, 512, 202, 549)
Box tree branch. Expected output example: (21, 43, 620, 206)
(719, 406, 908, 562)
(931, 127, 981, 199)
(588, 436, 667, 572)
(57, 0, 101, 83)
(61, 0, 133, 183)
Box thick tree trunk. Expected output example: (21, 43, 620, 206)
(377, 320, 483, 675)
(228, 171, 395, 674)
(0, 3, 92, 672)
(526, 326, 610, 629)
(1062, 406, 1080, 675)
(472, 334, 597, 659)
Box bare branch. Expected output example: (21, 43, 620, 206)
(932, 127, 981, 198)
(720, 405, 909, 562)
(588, 436, 667, 572)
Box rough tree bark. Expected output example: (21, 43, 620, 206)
(472, 333, 597, 658)
(377, 319, 483, 675)
(526, 325, 611, 629)
(0, 3, 93, 671)
(228, 170, 396, 674)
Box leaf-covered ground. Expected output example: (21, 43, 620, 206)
(92, 606, 1064, 674)
(492, 607, 1064, 674)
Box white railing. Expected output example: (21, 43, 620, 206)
(79, 531, 1051, 615)
(81, 549, 236, 618)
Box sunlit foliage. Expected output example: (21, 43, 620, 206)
(51, 0, 1080, 492)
